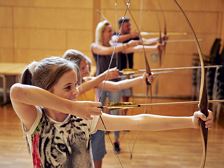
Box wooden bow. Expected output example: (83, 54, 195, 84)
(174, 1, 209, 167)
(124, 0, 154, 160)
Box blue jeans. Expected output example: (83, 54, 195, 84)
(98, 89, 121, 141)
(91, 130, 106, 160)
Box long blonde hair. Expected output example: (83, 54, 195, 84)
(95, 20, 110, 45)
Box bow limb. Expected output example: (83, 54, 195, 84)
(174, 1, 208, 168)
(125, 1, 152, 89)
(152, 0, 164, 66)
(124, 0, 153, 159)
(94, 5, 131, 167)
(158, 0, 167, 63)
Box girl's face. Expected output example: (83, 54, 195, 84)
(80, 60, 90, 78)
(52, 70, 79, 100)
(102, 24, 113, 45)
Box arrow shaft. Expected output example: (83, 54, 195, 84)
(139, 99, 224, 106)
(138, 65, 221, 72)
(101, 99, 224, 110)
(167, 39, 203, 43)
(141, 32, 187, 36)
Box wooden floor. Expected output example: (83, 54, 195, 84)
(0, 101, 224, 168)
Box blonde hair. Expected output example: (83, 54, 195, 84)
(63, 49, 92, 73)
(95, 20, 110, 45)
(63, 49, 91, 66)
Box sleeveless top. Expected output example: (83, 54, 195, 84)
(91, 44, 119, 82)
(112, 33, 140, 70)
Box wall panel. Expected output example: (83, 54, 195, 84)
(0, 0, 92, 8)
(14, 29, 66, 49)
(0, 49, 14, 62)
(0, 28, 13, 48)
(0, 7, 12, 27)
(13, 8, 92, 30)
(0, 0, 223, 97)
(67, 30, 92, 52)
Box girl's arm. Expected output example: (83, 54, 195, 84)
(112, 32, 139, 43)
(78, 68, 119, 94)
(91, 41, 159, 55)
(91, 43, 125, 55)
(91, 41, 140, 56)
(142, 37, 159, 45)
(124, 43, 159, 53)
(97, 73, 151, 92)
(10, 83, 101, 129)
(96, 111, 213, 131)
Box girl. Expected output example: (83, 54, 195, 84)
(63, 49, 153, 96)
(10, 56, 213, 168)
(91, 19, 163, 162)
(63, 48, 155, 168)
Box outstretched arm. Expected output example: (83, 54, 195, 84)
(91, 41, 140, 56)
(78, 68, 119, 94)
(142, 37, 159, 45)
(96, 111, 213, 131)
(112, 31, 139, 43)
(124, 43, 159, 53)
(10, 83, 101, 130)
(91, 43, 126, 56)
(97, 73, 152, 92)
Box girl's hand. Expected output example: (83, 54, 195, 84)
(162, 34, 168, 42)
(192, 110, 213, 128)
(130, 31, 139, 38)
(143, 72, 154, 84)
(72, 101, 102, 120)
(103, 67, 119, 80)
(156, 43, 165, 51)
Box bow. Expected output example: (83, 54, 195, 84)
(100, 99, 224, 110)
(124, 0, 153, 159)
(174, 1, 209, 167)
(158, 0, 167, 65)
(152, 0, 167, 67)
(125, 0, 152, 99)
(94, 1, 135, 167)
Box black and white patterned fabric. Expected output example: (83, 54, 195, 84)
(24, 108, 98, 168)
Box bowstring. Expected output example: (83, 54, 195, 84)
(124, 0, 155, 159)
(173, 1, 208, 167)
(95, 1, 131, 167)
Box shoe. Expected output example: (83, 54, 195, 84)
(113, 142, 121, 154)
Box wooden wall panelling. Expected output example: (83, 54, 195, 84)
(14, 29, 66, 49)
(0, 7, 12, 27)
(0, 0, 223, 98)
(98, 0, 223, 97)
(0, 0, 92, 8)
(222, 1, 224, 41)
(13, 8, 92, 30)
(13, 6, 92, 62)
(13, 49, 65, 63)
(0, 49, 14, 62)
(0, 28, 13, 48)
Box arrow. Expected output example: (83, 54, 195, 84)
(99, 99, 224, 110)
(141, 32, 187, 36)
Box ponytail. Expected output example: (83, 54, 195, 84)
(20, 68, 32, 85)
(20, 61, 38, 85)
